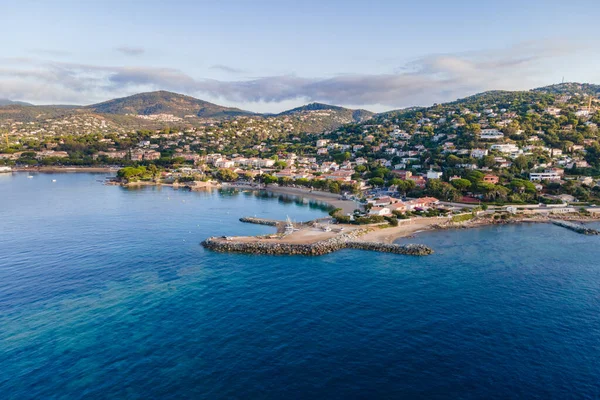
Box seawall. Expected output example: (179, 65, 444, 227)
(201, 231, 433, 257)
(239, 217, 279, 226)
(551, 220, 600, 235)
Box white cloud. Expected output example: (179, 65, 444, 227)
(0, 39, 594, 111)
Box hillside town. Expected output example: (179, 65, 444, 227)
(2, 83, 600, 209)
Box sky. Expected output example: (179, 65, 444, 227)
(1, 0, 600, 112)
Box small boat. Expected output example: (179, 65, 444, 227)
(52, 179, 56, 183)
(27, 175, 33, 179)
(284, 216, 295, 235)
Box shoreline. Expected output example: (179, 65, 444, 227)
(12, 166, 119, 173)
(380, 214, 600, 243)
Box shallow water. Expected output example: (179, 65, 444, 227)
(1, 173, 599, 399)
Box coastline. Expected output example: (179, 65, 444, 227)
(12, 166, 119, 173)
(376, 214, 600, 243)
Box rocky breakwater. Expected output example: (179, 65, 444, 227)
(201, 230, 433, 257)
(346, 241, 433, 255)
(552, 220, 600, 235)
(239, 217, 279, 226)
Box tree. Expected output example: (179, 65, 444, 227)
(396, 179, 416, 195)
(451, 178, 472, 192)
(369, 177, 385, 187)
(513, 155, 529, 171)
(509, 179, 537, 194)
(425, 179, 460, 201)
(354, 164, 367, 173)
(262, 174, 278, 185)
(481, 155, 496, 168)
(215, 168, 238, 182)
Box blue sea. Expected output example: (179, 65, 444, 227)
(1, 172, 600, 399)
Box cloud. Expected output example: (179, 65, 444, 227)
(0, 39, 592, 109)
(209, 64, 246, 74)
(115, 46, 145, 56)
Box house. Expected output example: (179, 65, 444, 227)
(545, 107, 562, 116)
(36, 150, 69, 159)
(391, 170, 412, 180)
(368, 196, 402, 207)
(323, 170, 354, 182)
(426, 170, 443, 180)
(368, 206, 392, 217)
(405, 197, 439, 210)
(215, 159, 235, 168)
(388, 202, 407, 213)
(490, 143, 520, 157)
(480, 129, 504, 140)
(530, 171, 562, 182)
(470, 149, 489, 159)
(408, 175, 427, 188)
(483, 174, 499, 184)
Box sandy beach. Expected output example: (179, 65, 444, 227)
(358, 217, 451, 243)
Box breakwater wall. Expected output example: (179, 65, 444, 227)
(552, 220, 600, 235)
(201, 231, 433, 256)
(239, 217, 279, 226)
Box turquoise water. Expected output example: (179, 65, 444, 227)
(1, 173, 600, 399)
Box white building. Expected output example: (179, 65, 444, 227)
(480, 129, 504, 140)
(470, 149, 489, 159)
(529, 172, 562, 181)
(490, 143, 520, 157)
(426, 170, 443, 180)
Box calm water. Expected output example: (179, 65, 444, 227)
(1, 173, 600, 399)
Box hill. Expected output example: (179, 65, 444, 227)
(86, 91, 255, 119)
(0, 99, 33, 106)
(278, 102, 373, 121)
(533, 82, 600, 96)
(274, 102, 374, 133)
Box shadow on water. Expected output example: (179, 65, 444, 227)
(218, 188, 334, 212)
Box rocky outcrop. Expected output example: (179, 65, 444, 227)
(201, 230, 433, 257)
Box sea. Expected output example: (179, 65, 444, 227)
(1, 172, 599, 399)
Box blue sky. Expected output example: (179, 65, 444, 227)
(2, 0, 599, 111)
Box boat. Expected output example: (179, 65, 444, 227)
(284, 216, 295, 235)
(27, 175, 33, 179)
(52, 179, 56, 183)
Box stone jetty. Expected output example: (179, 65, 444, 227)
(201, 230, 433, 257)
(551, 220, 600, 235)
(239, 217, 279, 226)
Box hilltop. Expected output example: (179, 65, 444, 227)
(278, 102, 373, 122)
(86, 91, 255, 119)
(0, 99, 33, 106)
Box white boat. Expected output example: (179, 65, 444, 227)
(27, 175, 33, 179)
(284, 216, 295, 235)
(52, 179, 56, 183)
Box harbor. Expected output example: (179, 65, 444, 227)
(201, 215, 434, 256)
